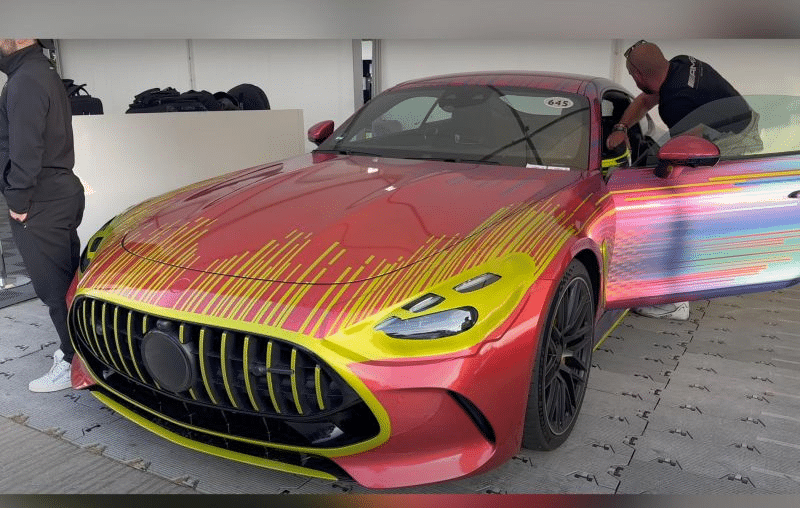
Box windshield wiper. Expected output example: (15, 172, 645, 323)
(421, 156, 500, 164)
(316, 148, 384, 157)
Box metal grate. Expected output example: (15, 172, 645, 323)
(69, 296, 380, 449)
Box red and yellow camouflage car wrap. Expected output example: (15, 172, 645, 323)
(67, 71, 800, 488)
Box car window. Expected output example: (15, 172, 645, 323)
(317, 85, 591, 170)
(657, 95, 800, 160)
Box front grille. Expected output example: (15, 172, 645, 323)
(70, 296, 380, 449)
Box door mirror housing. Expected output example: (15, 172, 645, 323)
(308, 120, 335, 146)
(655, 135, 720, 178)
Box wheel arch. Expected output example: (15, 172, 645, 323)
(574, 248, 601, 310)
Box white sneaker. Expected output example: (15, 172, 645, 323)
(633, 301, 690, 321)
(29, 349, 73, 393)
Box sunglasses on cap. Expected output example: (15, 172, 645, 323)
(624, 40, 648, 59)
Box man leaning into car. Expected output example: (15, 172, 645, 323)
(1, 38, 85, 391)
(605, 40, 760, 321)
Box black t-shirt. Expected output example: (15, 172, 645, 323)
(658, 55, 752, 135)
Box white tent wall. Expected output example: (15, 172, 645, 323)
(379, 40, 618, 89)
(378, 39, 800, 94)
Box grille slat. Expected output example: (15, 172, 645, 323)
(90, 301, 100, 361)
(221, 331, 243, 409)
(83, 301, 101, 362)
(243, 335, 265, 412)
(314, 366, 325, 411)
(112, 307, 134, 378)
(77, 303, 90, 354)
(199, 327, 221, 404)
(101, 303, 121, 371)
(178, 323, 201, 401)
(265, 341, 283, 414)
(126, 310, 148, 384)
(290, 349, 304, 415)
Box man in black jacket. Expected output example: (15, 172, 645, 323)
(1, 38, 84, 391)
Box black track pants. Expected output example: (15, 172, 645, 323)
(9, 192, 84, 362)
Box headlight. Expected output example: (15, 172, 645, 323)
(375, 307, 478, 340)
(79, 217, 116, 274)
(374, 272, 502, 340)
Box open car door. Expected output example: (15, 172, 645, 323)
(604, 95, 800, 309)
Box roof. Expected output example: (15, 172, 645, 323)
(389, 71, 612, 95)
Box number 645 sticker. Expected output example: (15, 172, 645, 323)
(544, 97, 574, 109)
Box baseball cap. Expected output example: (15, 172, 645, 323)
(37, 39, 55, 50)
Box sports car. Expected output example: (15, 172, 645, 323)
(67, 72, 800, 488)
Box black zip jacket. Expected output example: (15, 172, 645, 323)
(0, 44, 82, 214)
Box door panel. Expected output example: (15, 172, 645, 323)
(604, 156, 800, 308)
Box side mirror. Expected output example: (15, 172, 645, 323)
(308, 120, 335, 146)
(655, 135, 720, 178)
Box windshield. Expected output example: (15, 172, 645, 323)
(655, 95, 800, 160)
(317, 85, 591, 170)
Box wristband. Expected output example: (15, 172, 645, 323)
(612, 123, 628, 133)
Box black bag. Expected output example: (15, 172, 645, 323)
(213, 91, 241, 111)
(62, 79, 104, 115)
(227, 83, 270, 110)
(126, 87, 226, 113)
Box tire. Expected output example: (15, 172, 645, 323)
(522, 259, 595, 451)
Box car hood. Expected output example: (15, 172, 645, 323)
(121, 154, 579, 284)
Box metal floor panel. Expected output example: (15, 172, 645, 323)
(567, 397, 650, 443)
(0, 418, 195, 494)
(594, 340, 682, 369)
(646, 402, 800, 455)
(581, 386, 659, 420)
(615, 458, 760, 494)
(516, 444, 625, 490)
(684, 340, 800, 366)
(695, 310, 800, 342)
(605, 322, 695, 348)
(586, 369, 665, 405)
(66, 415, 313, 494)
(591, 351, 675, 384)
(617, 315, 703, 338)
(632, 431, 800, 491)
(657, 380, 800, 418)
(678, 354, 800, 392)
(666, 359, 800, 396)
(2, 286, 800, 493)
